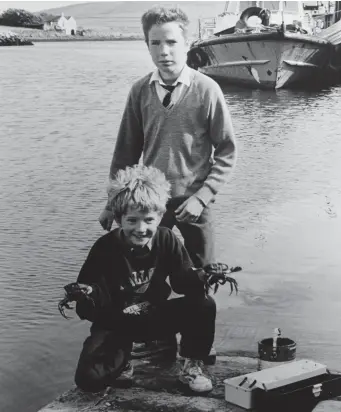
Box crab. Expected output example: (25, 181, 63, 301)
(204, 263, 241, 295)
(58, 282, 95, 319)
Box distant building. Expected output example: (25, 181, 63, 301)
(43, 13, 77, 35)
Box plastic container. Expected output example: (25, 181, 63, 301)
(224, 375, 255, 409)
(224, 359, 327, 410)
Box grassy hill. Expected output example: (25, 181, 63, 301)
(38, 1, 227, 34)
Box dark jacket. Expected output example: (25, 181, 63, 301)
(76, 227, 205, 329)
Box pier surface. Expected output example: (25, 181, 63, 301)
(38, 353, 340, 412)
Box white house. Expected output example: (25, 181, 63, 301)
(44, 13, 77, 35)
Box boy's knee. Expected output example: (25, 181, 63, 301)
(74, 362, 107, 393)
(186, 294, 216, 317)
(205, 295, 216, 310)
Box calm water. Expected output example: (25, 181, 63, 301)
(1, 42, 341, 412)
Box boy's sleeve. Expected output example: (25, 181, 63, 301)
(195, 83, 237, 207)
(103, 86, 144, 211)
(166, 231, 205, 296)
(75, 241, 112, 322)
(110, 87, 144, 178)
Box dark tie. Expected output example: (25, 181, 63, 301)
(161, 84, 176, 107)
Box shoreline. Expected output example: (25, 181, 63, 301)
(30, 36, 144, 42)
(0, 31, 33, 46)
(0, 26, 145, 45)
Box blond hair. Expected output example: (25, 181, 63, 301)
(107, 165, 171, 222)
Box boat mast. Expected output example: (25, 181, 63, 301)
(335, 1, 341, 23)
(279, 0, 285, 32)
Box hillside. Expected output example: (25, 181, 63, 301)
(38, 1, 227, 34)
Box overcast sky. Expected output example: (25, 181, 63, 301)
(0, 1, 86, 12)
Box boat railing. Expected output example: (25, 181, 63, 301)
(197, 3, 341, 40)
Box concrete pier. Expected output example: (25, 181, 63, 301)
(38, 353, 341, 412)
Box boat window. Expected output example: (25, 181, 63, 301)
(226, 2, 238, 13)
(262, 1, 299, 13)
(240, 1, 258, 11)
(226, 1, 257, 14)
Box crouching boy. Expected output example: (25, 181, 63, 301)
(71, 165, 236, 394)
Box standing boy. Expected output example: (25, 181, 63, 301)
(72, 165, 238, 394)
(99, 6, 237, 268)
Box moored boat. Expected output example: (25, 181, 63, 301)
(188, 1, 340, 89)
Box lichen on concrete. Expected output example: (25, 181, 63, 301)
(38, 355, 257, 412)
(38, 354, 341, 412)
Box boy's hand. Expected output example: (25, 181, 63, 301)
(175, 196, 204, 223)
(58, 282, 95, 319)
(99, 209, 114, 231)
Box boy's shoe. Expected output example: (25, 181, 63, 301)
(113, 361, 134, 388)
(131, 336, 177, 360)
(178, 358, 213, 393)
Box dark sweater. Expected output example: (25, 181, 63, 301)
(76, 227, 205, 329)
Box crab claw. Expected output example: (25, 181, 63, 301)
(58, 304, 69, 319)
(225, 276, 238, 295)
(230, 266, 242, 273)
(58, 298, 74, 319)
(214, 283, 219, 294)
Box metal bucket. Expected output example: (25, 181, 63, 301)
(258, 337, 296, 370)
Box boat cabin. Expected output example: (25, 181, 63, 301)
(198, 1, 336, 38)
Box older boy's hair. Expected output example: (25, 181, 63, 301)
(141, 6, 190, 44)
(107, 165, 171, 222)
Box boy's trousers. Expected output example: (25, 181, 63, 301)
(75, 295, 216, 393)
(159, 196, 215, 268)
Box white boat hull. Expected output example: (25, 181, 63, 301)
(190, 31, 333, 89)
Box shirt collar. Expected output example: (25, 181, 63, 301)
(149, 64, 191, 87)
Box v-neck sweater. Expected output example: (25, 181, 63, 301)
(109, 68, 237, 206)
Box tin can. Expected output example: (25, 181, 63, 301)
(258, 337, 296, 370)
